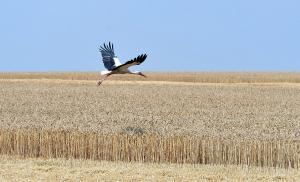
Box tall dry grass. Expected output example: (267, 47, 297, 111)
(0, 72, 300, 83)
(0, 129, 299, 168)
(0, 76, 300, 169)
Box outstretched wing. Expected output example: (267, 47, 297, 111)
(99, 42, 122, 71)
(113, 54, 147, 71)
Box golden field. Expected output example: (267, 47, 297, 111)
(1, 71, 300, 83)
(1, 155, 300, 182)
(0, 72, 300, 180)
(1, 73, 299, 140)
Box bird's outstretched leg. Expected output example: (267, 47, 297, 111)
(97, 73, 111, 86)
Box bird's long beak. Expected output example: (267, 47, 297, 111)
(139, 72, 147, 77)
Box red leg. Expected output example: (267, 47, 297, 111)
(97, 73, 112, 86)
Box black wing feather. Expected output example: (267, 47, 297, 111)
(112, 54, 147, 71)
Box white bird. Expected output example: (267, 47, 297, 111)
(97, 42, 147, 86)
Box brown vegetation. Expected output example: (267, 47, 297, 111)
(2, 156, 300, 181)
(0, 129, 299, 168)
(0, 79, 299, 140)
(0, 73, 300, 169)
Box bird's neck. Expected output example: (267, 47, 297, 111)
(131, 71, 140, 75)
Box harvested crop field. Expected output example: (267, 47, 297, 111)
(1, 155, 300, 182)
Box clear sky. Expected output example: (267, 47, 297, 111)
(0, 0, 299, 72)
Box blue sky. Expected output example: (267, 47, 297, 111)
(0, 0, 299, 72)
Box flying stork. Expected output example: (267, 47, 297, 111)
(97, 42, 147, 86)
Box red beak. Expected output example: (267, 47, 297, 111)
(140, 72, 147, 77)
